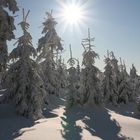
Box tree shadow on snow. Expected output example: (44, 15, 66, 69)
(60, 107, 83, 140)
(47, 94, 65, 110)
(61, 105, 134, 140)
(81, 106, 134, 140)
(43, 108, 58, 118)
(106, 103, 140, 120)
(0, 104, 35, 140)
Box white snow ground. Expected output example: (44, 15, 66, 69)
(0, 101, 140, 140)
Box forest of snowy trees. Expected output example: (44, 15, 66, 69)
(0, 0, 140, 120)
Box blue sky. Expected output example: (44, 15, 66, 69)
(8, 0, 140, 73)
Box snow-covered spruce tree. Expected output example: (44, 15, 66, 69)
(56, 55, 67, 97)
(79, 29, 102, 106)
(131, 66, 140, 112)
(76, 60, 80, 88)
(136, 77, 140, 113)
(66, 45, 80, 108)
(117, 58, 130, 104)
(37, 10, 63, 96)
(135, 76, 140, 99)
(0, 0, 18, 72)
(137, 95, 140, 113)
(3, 9, 46, 120)
(109, 51, 121, 105)
(130, 64, 138, 79)
(102, 50, 116, 104)
(129, 64, 139, 101)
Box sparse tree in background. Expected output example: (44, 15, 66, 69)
(102, 50, 116, 104)
(130, 64, 138, 79)
(109, 51, 121, 105)
(117, 58, 130, 104)
(137, 95, 140, 113)
(136, 77, 140, 113)
(135, 76, 140, 100)
(76, 60, 81, 89)
(37, 10, 63, 97)
(56, 54, 67, 98)
(2, 9, 46, 119)
(129, 64, 139, 101)
(0, 0, 18, 72)
(66, 45, 80, 108)
(79, 29, 102, 106)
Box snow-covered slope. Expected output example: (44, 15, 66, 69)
(0, 103, 140, 140)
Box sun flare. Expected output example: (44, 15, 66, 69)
(62, 4, 83, 25)
(57, 1, 89, 33)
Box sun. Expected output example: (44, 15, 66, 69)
(62, 4, 83, 25)
(57, 1, 88, 32)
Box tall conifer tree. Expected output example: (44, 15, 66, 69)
(3, 9, 46, 119)
(102, 50, 116, 104)
(37, 11, 63, 96)
(79, 29, 102, 106)
(66, 45, 80, 108)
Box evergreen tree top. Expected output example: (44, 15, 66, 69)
(130, 64, 137, 78)
(82, 28, 95, 51)
(37, 10, 63, 60)
(103, 50, 113, 76)
(42, 10, 57, 34)
(110, 51, 118, 62)
(118, 57, 128, 78)
(104, 50, 111, 64)
(110, 51, 119, 70)
(67, 44, 79, 67)
(9, 9, 36, 60)
(82, 29, 99, 66)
